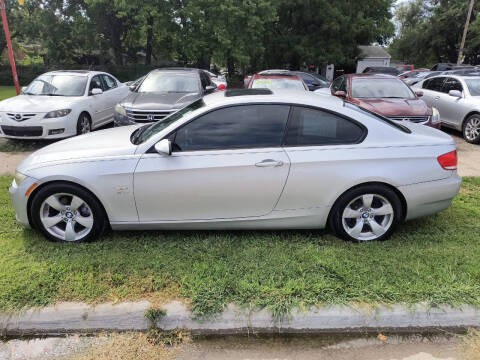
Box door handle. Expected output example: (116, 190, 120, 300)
(255, 159, 284, 167)
(434, 96, 440, 100)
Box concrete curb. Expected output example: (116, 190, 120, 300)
(1, 301, 480, 336)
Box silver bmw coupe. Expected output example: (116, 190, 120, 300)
(10, 89, 461, 243)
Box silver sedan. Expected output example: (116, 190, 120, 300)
(10, 89, 461, 243)
(413, 75, 480, 143)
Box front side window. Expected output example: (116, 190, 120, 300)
(89, 76, 104, 92)
(442, 78, 463, 93)
(251, 78, 306, 91)
(423, 77, 445, 92)
(465, 78, 480, 96)
(351, 78, 415, 99)
(284, 107, 365, 146)
(24, 75, 88, 97)
(102, 75, 117, 90)
(173, 105, 290, 151)
(138, 72, 200, 93)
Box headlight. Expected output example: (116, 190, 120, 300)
(14, 171, 27, 186)
(115, 104, 127, 116)
(431, 107, 441, 124)
(44, 109, 72, 118)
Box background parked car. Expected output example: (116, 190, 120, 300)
(395, 64, 415, 72)
(362, 66, 400, 76)
(398, 69, 429, 80)
(248, 70, 309, 91)
(0, 70, 129, 139)
(11, 89, 460, 243)
(414, 75, 480, 144)
(327, 73, 440, 128)
(290, 71, 330, 91)
(114, 68, 218, 126)
(206, 71, 227, 90)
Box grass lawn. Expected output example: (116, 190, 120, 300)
(0, 175, 479, 317)
(0, 86, 16, 101)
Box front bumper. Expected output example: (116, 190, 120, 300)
(9, 175, 39, 228)
(0, 112, 77, 139)
(399, 174, 462, 221)
(114, 112, 137, 127)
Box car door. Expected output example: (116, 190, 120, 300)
(437, 77, 471, 128)
(276, 106, 367, 212)
(420, 77, 446, 108)
(133, 104, 291, 222)
(100, 74, 127, 125)
(87, 75, 109, 126)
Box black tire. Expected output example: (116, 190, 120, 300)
(463, 114, 480, 144)
(30, 183, 108, 243)
(76, 112, 92, 136)
(329, 184, 403, 243)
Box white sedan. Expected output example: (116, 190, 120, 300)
(0, 70, 129, 139)
(10, 89, 461, 243)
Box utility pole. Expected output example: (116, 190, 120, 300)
(0, 0, 20, 94)
(457, 0, 475, 65)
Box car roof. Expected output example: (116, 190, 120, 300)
(202, 88, 344, 108)
(252, 73, 303, 80)
(153, 67, 202, 73)
(44, 70, 103, 77)
(348, 73, 398, 79)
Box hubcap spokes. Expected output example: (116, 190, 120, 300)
(81, 118, 90, 134)
(342, 194, 394, 241)
(465, 118, 480, 141)
(40, 193, 93, 242)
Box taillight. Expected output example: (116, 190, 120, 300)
(437, 150, 457, 170)
(217, 84, 226, 91)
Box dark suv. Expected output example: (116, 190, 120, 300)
(114, 68, 217, 126)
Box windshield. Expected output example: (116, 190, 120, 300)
(251, 78, 306, 91)
(465, 79, 480, 96)
(137, 72, 200, 93)
(24, 75, 88, 96)
(132, 99, 206, 144)
(351, 78, 416, 99)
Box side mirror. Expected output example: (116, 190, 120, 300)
(205, 85, 216, 93)
(333, 90, 346, 98)
(154, 139, 172, 156)
(415, 90, 423, 97)
(128, 85, 137, 92)
(90, 88, 103, 95)
(449, 90, 462, 98)
(21, 86, 27, 94)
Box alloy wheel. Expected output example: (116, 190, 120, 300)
(341, 194, 394, 242)
(465, 116, 480, 142)
(39, 193, 94, 242)
(79, 116, 91, 134)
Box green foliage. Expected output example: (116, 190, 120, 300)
(1, 0, 395, 75)
(0, 176, 480, 317)
(0, 86, 16, 101)
(145, 307, 167, 327)
(390, 0, 480, 66)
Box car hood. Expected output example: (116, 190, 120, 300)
(120, 92, 201, 111)
(0, 95, 82, 113)
(17, 126, 139, 173)
(354, 98, 431, 117)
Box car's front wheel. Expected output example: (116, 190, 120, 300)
(77, 113, 92, 135)
(31, 183, 108, 243)
(463, 114, 480, 144)
(329, 185, 402, 242)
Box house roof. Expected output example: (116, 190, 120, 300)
(358, 45, 391, 59)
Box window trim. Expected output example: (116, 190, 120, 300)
(165, 103, 294, 153)
(282, 105, 368, 148)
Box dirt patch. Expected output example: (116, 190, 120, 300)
(0, 152, 31, 175)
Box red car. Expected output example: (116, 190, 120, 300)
(248, 70, 309, 91)
(329, 74, 441, 129)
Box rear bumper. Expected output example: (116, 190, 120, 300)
(399, 174, 462, 221)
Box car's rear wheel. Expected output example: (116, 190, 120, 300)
(463, 114, 480, 144)
(77, 113, 91, 135)
(329, 185, 402, 242)
(31, 183, 107, 243)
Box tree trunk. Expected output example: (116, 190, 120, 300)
(227, 53, 235, 78)
(145, 15, 154, 65)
